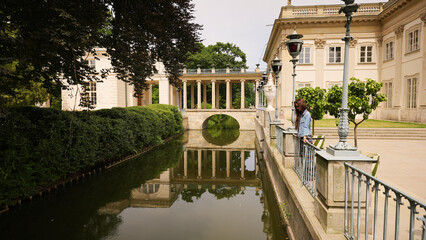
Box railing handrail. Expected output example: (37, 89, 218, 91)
(344, 163, 426, 208)
(344, 163, 426, 240)
(292, 133, 322, 151)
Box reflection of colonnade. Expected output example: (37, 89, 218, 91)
(174, 149, 259, 185)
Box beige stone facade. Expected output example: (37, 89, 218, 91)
(264, 0, 426, 123)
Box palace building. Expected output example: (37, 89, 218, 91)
(263, 0, 426, 123)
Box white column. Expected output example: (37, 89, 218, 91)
(197, 80, 201, 109)
(211, 80, 216, 109)
(197, 150, 202, 179)
(184, 150, 188, 179)
(203, 83, 207, 109)
(190, 83, 194, 109)
(212, 150, 216, 179)
(159, 79, 169, 104)
(169, 84, 173, 105)
(226, 151, 231, 179)
(240, 79, 245, 109)
(148, 84, 152, 105)
(183, 80, 187, 109)
(255, 79, 259, 108)
(240, 151, 245, 180)
(216, 83, 220, 109)
(226, 79, 231, 109)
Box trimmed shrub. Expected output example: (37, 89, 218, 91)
(0, 104, 183, 205)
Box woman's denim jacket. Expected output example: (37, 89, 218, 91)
(298, 109, 312, 138)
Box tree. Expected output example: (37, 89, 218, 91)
(0, 0, 201, 107)
(296, 87, 327, 135)
(185, 42, 250, 109)
(325, 78, 387, 147)
(185, 42, 247, 69)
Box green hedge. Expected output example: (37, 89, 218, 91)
(0, 104, 183, 206)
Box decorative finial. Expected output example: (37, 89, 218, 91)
(287, 0, 292, 6)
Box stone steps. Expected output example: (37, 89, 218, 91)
(314, 128, 426, 139)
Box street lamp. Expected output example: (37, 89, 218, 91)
(271, 57, 282, 123)
(330, 0, 359, 151)
(285, 28, 303, 130)
(261, 72, 267, 107)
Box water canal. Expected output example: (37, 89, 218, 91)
(0, 126, 288, 239)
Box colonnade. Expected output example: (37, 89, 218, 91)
(181, 150, 258, 180)
(181, 79, 261, 110)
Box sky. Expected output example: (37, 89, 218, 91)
(191, 0, 387, 70)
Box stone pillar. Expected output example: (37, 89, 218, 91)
(240, 79, 245, 109)
(203, 83, 207, 109)
(212, 150, 216, 179)
(315, 150, 377, 234)
(183, 80, 187, 109)
(255, 79, 260, 108)
(197, 150, 202, 179)
(190, 83, 195, 109)
(216, 83, 220, 109)
(197, 80, 201, 109)
(349, 38, 357, 79)
(240, 151, 245, 180)
(183, 150, 188, 179)
(315, 39, 326, 88)
(226, 151, 231, 179)
(393, 25, 405, 120)
(159, 79, 169, 104)
(226, 79, 231, 109)
(148, 84, 152, 105)
(211, 80, 216, 109)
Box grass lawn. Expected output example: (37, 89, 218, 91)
(313, 119, 426, 128)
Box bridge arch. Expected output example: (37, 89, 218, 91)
(184, 109, 256, 130)
(201, 114, 240, 130)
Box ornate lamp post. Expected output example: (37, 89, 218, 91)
(330, 0, 359, 151)
(271, 57, 282, 123)
(285, 28, 303, 130)
(261, 72, 267, 107)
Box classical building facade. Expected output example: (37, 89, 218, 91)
(264, 0, 426, 123)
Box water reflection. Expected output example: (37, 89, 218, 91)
(0, 131, 286, 240)
(202, 114, 240, 145)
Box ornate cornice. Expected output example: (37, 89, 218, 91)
(315, 39, 326, 48)
(394, 24, 405, 38)
(421, 12, 426, 24)
(377, 37, 383, 47)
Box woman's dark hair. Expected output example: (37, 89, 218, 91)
(295, 98, 309, 130)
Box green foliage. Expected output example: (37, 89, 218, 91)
(185, 42, 247, 69)
(296, 87, 327, 134)
(325, 78, 387, 146)
(0, 0, 201, 101)
(0, 104, 183, 205)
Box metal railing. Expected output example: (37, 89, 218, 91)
(293, 133, 320, 197)
(344, 163, 426, 240)
(276, 125, 284, 155)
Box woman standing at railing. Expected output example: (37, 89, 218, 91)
(295, 98, 312, 144)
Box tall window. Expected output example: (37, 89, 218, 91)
(407, 78, 417, 109)
(383, 82, 392, 108)
(81, 81, 97, 108)
(329, 47, 342, 63)
(407, 29, 419, 53)
(296, 83, 311, 90)
(299, 47, 311, 64)
(360, 46, 373, 63)
(328, 82, 342, 89)
(385, 42, 393, 60)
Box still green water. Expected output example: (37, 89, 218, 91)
(0, 130, 287, 240)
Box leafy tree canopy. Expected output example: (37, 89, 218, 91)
(185, 42, 247, 69)
(326, 78, 387, 146)
(0, 0, 201, 104)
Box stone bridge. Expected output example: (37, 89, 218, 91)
(183, 109, 256, 130)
